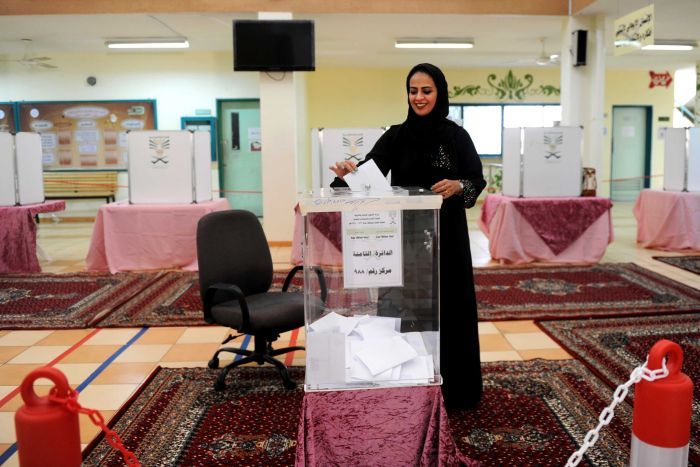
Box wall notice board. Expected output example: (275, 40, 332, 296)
(18, 100, 156, 170)
(0, 103, 17, 133)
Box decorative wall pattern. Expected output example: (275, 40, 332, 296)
(448, 70, 560, 101)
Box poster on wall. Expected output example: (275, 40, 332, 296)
(0, 104, 16, 133)
(248, 127, 261, 151)
(18, 100, 156, 170)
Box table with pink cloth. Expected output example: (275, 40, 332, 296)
(86, 198, 229, 273)
(0, 200, 66, 273)
(296, 385, 478, 466)
(633, 189, 700, 250)
(477, 194, 613, 264)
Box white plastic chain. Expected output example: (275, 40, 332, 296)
(565, 357, 669, 467)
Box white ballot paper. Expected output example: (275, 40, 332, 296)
(343, 159, 391, 192)
(353, 335, 418, 376)
(352, 317, 401, 340)
(399, 355, 435, 381)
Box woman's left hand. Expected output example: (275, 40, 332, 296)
(431, 179, 462, 199)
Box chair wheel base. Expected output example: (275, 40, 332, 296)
(213, 379, 226, 391)
(208, 358, 219, 369)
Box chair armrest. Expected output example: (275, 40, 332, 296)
(203, 283, 251, 330)
(282, 265, 328, 303)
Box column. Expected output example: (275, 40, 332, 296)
(559, 14, 606, 184)
(258, 11, 299, 242)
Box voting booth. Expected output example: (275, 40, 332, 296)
(311, 127, 386, 189)
(298, 187, 442, 391)
(502, 126, 583, 197)
(127, 130, 212, 204)
(663, 127, 700, 191)
(0, 132, 44, 206)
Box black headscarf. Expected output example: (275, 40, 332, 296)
(403, 63, 452, 144)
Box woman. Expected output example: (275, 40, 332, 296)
(330, 63, 486, 409)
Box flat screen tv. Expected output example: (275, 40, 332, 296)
(233, 19, 315, 72)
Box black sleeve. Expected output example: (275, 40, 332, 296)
(454, 127, 486, 208)
(330, 127, 397, 188)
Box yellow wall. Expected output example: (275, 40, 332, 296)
(305, 66, 562, 129)
(0, 54, 678, 218)
(303, 66, 562, 189)
(305, 68, 407, 129)
(602, 70, 675, 196)
(305, 66, 673, 197)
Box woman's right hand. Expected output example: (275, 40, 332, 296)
(329, 160, 358, 179)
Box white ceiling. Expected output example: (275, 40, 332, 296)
(0, 0, 698, 71)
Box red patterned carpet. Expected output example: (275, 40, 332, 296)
(93, 262, 700, 326)
(537, 313, 700, 465)
(0, 272, 159, 329)
(83, 361, 631, 467)
(97, 269, 372, 328)
(95, 271, 206, 328)
(654, 255, 700, 275)
(475, 263, 700, 320)
(4, 262, 700, 328)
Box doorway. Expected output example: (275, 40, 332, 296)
(217, 99, 262, 216)
(180, 116, 217, 161)
(610, 106, 652, 202)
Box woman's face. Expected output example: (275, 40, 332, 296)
(408, 71, 437, 117)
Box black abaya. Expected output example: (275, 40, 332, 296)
(331, 63, 486, 409)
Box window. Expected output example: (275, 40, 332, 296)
(463, 106, 502, 156)
(449, 103, 561, 157)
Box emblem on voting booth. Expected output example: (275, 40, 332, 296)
(148, 136, 171, 165)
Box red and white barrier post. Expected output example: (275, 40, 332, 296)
(15, 366, 140, 467)
(630, 339, 693, 467)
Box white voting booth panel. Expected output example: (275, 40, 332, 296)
(0, 132, 44, 206)
(311, 127, 386, 189)
(502, 127, 583, 197)
(128, 130, 212, 204)
(298, 187, 443, 391)
(663, 127, 700, 192)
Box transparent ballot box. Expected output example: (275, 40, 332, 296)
(298, 187, 442, 391)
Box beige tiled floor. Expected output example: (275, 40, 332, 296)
(1, 201, 699, 465)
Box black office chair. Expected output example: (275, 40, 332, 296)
(196, 209, 326, 390)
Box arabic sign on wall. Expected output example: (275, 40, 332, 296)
(614, 4, 654, 56)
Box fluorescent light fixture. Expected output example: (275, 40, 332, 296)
(642, 39, 696, 51)
(614, 39, 641, 48)
(105, 38, 190, 49)
(395, 38, 474, 49)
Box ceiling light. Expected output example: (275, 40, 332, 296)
(642, 39, 696, 51)
(105, 38, 190, 49)
(395, 38, 474, 49)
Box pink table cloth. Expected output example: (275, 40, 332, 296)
(296, 385, 478, 467)
(0, 200, 66, 273)
(633, 189, 700, 251)
(291, 208, 343, 266)
(477, 194, 613, 264)
(86, 198, 229, 273)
